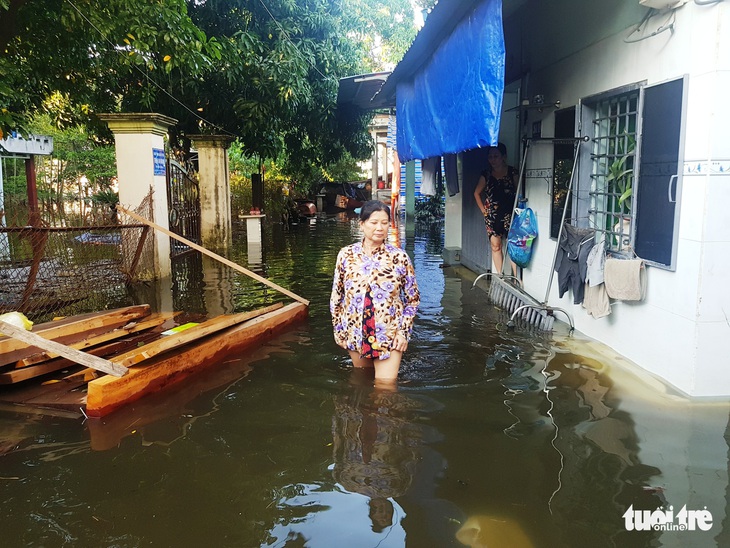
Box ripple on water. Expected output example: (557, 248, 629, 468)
(3, 215, 727, 548)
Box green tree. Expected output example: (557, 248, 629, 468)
(0, 0, 221, 138)
(341, 0, 417, 71)
(1, 0, 415, 190)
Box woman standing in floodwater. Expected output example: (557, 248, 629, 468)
(330, 200, 420, 383)
(473, 142, 518, 276)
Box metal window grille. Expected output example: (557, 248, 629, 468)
(588, 91, 638, 252)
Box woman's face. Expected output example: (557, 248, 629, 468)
(487, 148, 506, 170)
(361, 210, 390, 246)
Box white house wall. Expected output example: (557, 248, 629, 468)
(498, 0, 730, 396)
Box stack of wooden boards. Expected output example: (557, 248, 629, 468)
(0, 301, 307, 417)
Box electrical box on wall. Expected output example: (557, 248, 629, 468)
(639, 0, 689, 10)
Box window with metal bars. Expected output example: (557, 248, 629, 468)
(576, 78, 685, 268)
(587, 90, 639, 252)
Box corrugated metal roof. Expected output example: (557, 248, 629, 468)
(336, 72, 391, 109)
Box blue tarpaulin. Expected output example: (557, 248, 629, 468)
(396, 0, 505, 162)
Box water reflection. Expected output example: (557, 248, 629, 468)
(331, 370, 418, 532)
(456, 514, 534, 548)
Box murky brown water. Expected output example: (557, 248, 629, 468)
(1, 214, 728, 547)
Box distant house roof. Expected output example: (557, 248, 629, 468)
(336, 71, 391, 110)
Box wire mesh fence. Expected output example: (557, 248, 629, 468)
(0, 194, 155, 323)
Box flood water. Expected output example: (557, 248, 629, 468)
(1, 213, 729, 548)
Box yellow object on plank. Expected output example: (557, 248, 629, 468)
(161, 322, 199, 336)
(0, 312, 33, 331)
(111, 303, 284, 368)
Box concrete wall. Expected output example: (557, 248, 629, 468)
(456, 0, 730, 396)
(460, 147, 492, 274)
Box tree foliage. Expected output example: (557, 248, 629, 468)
(0, 0, 415, 189)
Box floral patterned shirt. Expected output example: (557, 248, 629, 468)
(330, 240, 420, 359)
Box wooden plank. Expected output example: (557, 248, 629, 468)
(0, 324, 168, 385)
(0, 305, 151, 366)
(20, 378, 89, 411)
(17, 313, 175, 368)
(86, 302, 308, 417)
(111, 303, 284, 368)
(0, 321, 128, 377)
(118, 206, 310, 306)
(1, 360, 79, 385)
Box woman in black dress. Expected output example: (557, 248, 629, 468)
(473, 143, 518, 276)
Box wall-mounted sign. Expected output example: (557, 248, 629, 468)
(0, 134, 54, 155)
(153, 148, 166, 176)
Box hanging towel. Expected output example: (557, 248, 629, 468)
(420, 156, 439, 196)
(582, 283, 611, 319)
(604, 258, 646, 301)
(585, 236, 606, 287)
(444, 154, 460, 196)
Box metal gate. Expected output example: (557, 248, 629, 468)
(166, 158, 201, 258)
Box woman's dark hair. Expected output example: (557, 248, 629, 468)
(359, 200, 390, 221)
(488, 142, 507, 157)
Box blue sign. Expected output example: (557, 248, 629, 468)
(153, 148, 166, 176)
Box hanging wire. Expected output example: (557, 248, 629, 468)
(624, 8, 676, 43)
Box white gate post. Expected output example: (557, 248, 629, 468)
(98, 113, 177, 279)
(189, 135, 235, 252)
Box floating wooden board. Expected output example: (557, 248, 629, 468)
(0, 305, 151, 366)
(0, 317, 172, 385)
(111, 303, 283, 368)
(86, 330, 303, 451)
(86, 302, 308, 417)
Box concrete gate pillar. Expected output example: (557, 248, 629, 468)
(98, 113, 177, 280)
(189, 135, 235, 252)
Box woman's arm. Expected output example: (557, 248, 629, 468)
(330, 250, 347, 343)
(397, 255, 420, 345)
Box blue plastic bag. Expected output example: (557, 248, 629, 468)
(508, 208, 538, 268)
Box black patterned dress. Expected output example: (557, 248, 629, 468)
(481, 166, 517, 238)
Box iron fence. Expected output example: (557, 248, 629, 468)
(0, 196, 155, 323)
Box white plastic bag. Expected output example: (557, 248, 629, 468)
(0, 311, 34, 331)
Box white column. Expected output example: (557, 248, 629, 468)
(98, 113, 176, 280)
(443, 153, 463, 264)
(190, 135, 235, 252)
